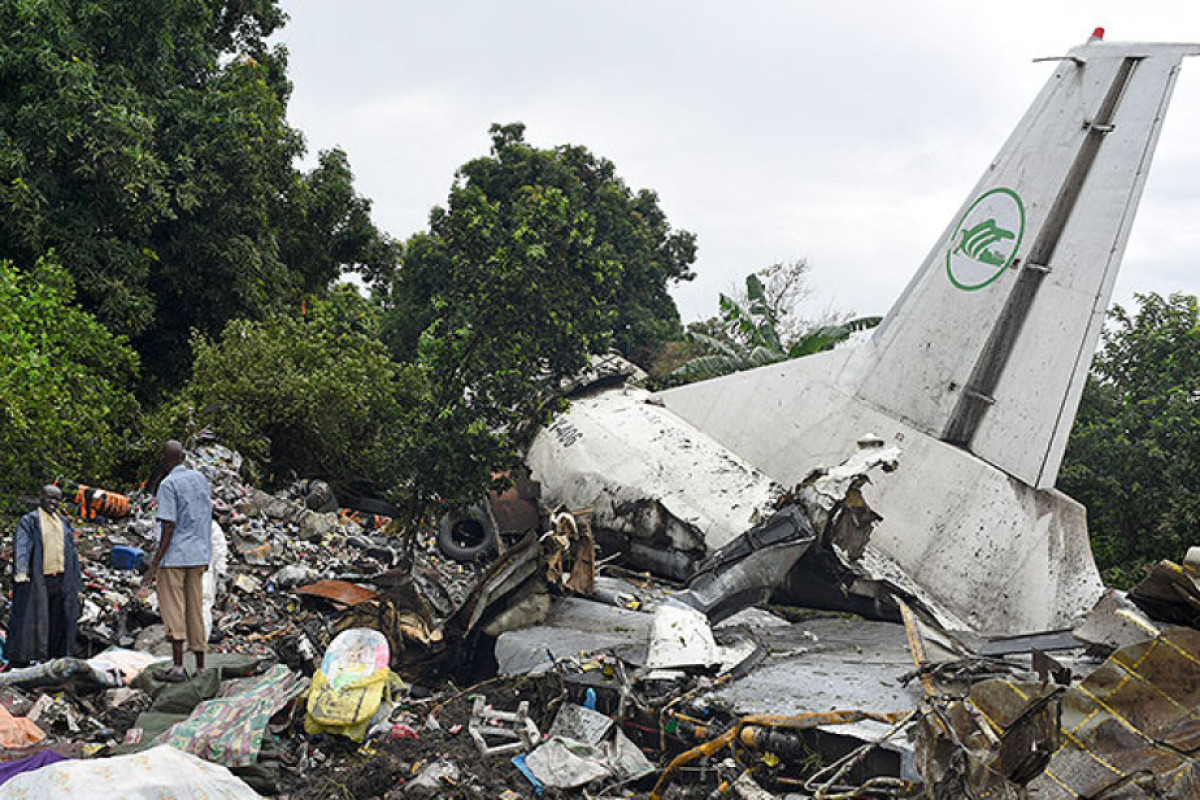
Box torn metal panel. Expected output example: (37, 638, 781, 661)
(644, 602, 757, 672)
(705, 616, 929, 720)
(527, 386, 783, 578)
(452, 533, 545, 635)
(1074, 589, 1160, 653)
(545, 508, 596, 597)
(494, 596, 652, 675)
(673, 505, 816, 624)
(790, 437, 899, 542)
(486, 476, 541, 538)
(910, 624, 1200, 799)
(1128, 558, 1200, 628)
(978, 630, 1081, 657)
(1028, 626, 1200, 799)
(913, 678, 1063, 800)
(903, 597, 1063, 799)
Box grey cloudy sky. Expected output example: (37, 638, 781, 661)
(277, 1, 1200, 323)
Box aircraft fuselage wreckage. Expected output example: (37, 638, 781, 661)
(528, 35, 1200, 636)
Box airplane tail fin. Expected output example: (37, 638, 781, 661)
(854, 38, 1200, 488)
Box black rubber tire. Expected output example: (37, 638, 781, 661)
(437, 509, 497, 562)
(303, 482, 338, 512)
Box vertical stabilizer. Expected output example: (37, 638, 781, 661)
(855, 40, 1200, 488)
(626, 36, 1200, 632)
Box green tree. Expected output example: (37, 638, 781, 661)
(151, 286, 419, 495)
(279, 149, 401, 294)
(671, 270, 880, 382)
(160, 209, 618, 515)
(0, 0, 395, 392)
(1059, 292, 1200, 587)
(380, 123, 696, 367)
(391, 176, 626, 509)
(0, 257, 139, 511)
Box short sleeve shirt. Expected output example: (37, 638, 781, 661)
(156, 465, 213, 567)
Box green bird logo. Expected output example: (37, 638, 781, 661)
(954, 218, 1016, 267)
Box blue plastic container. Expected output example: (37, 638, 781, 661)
(111, 545, 146, 571)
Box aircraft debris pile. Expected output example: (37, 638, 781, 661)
(2, 428, 1199, 798)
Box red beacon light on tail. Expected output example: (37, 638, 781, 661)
(1089, 27, 1105, 43)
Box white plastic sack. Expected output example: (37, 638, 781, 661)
(202, 520, 230, 639)
(86, 648, 161, 686)
(0, 745, 261, 799)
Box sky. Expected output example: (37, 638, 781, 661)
(275, 1, 1200, 324)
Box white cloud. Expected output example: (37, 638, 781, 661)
(278, 0, 1200, 323)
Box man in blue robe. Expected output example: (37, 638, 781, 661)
(9, 485, 82, 665)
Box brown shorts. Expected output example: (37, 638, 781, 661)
(158, 565, 208, 652)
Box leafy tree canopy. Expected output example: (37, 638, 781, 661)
(668, 264, 880, 383)
(0, 0, 396, 393)
(387, 163, 630, 508)
(1060, 292, 1200, 587)
(0, 256, 139, 511)
(151, 286, 420, 496)
(380, 123, 696, 367)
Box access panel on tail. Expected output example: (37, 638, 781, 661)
(855, 39, 1200, 489)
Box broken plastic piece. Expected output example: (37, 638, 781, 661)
(468, 695, 540, 757)
(110, 545, 145, 571)
(511, 753, 546, 796)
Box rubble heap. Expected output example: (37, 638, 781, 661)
(1, 442, 1199, 799)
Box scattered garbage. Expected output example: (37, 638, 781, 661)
(404, 758, 461, 797)
(525, 702, 654, 789)
(1, 435, 1198, 800)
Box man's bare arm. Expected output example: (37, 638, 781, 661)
(144, 520, 175, 585)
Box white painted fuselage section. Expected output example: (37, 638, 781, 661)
(530, 39, 1199, 636)
(659, 346, 1102, 634)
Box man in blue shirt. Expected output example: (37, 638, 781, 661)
(145, 440, 213, 681)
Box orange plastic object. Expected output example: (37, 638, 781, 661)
(74, 485, 132, 520)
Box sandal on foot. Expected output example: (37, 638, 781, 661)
(154, 666, 188, 683)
